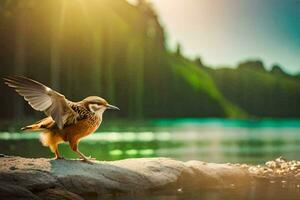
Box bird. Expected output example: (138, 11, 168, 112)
(3, 76, 119, 161)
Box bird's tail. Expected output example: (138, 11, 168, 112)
(21, 117, 54, 132)
(21, 124, 41, 131)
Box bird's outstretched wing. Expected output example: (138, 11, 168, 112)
(4, 76, 78, 129)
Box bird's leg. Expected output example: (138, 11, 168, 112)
(51, 144, 64, 160)
(70, 142, 96, 162)
(77, 150, 91, 161)
(76, 149, 97, 164)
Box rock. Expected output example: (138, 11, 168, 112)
(36, 188, 84, 200)
(182, 160, 253, 190)
(0, 156, 299, 199)
(0, 182, 39, 200)
(0, 171, 58, 191)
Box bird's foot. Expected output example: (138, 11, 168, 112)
(81, 158, 94, 164)
(75, 150, 96, 163)
(54, 156, 65, 160)
(78, 155, 96, 164)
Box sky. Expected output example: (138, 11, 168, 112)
(148, 0, 300, 74)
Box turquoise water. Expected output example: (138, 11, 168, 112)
(0, 119, 299, 164)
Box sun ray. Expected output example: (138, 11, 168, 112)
(76, 0, 102, 92)
(50, 0, 67, 90)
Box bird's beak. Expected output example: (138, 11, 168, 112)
(106, 104, 120, 110)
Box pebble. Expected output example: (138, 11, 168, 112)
(9, 166, 17, 170)
(177, 188, 183, 193)
(248, 156, 300, 178)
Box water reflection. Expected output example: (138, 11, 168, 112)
(0, 119, 299, 164)
(99, 181, 300, 200)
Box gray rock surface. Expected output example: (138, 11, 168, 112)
(0, 156, 299, 199)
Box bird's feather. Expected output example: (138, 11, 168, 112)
(4, 76, 78, 129)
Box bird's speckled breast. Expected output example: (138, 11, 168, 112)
(62, 114, 101, 142)
(60, 104, 102, 142)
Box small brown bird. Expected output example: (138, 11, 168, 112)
(4, 76, 119, 161)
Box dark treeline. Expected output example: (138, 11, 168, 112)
(0, 0, 299, 121)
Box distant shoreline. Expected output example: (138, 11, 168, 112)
(1, 118, 300, 132)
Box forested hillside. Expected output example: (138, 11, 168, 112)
(204, 61, 300, 118)
(0, 0, 299, 120)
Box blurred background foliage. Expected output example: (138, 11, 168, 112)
(0, 0, 299, 122)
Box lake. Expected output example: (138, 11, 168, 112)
(1, 118, 300, 200)
(0, 118, 299, 164)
